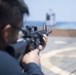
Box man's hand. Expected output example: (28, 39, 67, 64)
(22, 49, 40, 66)
(38, 34, 48, 51)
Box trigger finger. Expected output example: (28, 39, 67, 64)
(43, 34, 48, 42)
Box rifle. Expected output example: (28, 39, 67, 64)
(5, 23, 52, 65)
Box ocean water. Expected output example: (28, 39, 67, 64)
(23, 21, 76, 30)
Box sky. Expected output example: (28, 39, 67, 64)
(24, 0, 76, 22)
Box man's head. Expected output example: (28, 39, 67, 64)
(0, 0, 29, 48)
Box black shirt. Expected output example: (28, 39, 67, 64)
(0, 51, 44, 75)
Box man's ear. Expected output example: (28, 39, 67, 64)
(2, 24, 12, 42)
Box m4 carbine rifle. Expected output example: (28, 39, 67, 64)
(5, 23, 52, 64)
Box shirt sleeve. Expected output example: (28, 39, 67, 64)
(0, 51, 44, 75)
(24, 63, 44, 75)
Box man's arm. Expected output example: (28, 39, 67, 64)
(0, 51, 44, 75)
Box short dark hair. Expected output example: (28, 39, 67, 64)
(0, 0, 29, 28)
